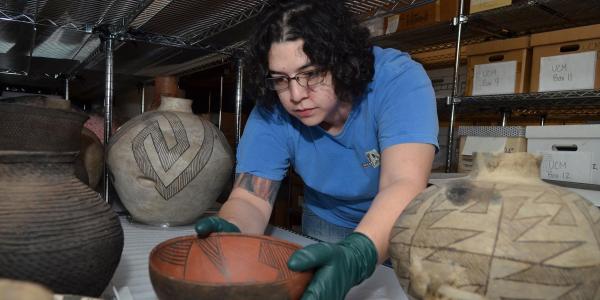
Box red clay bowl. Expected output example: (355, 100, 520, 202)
(149, 233, 313, 300)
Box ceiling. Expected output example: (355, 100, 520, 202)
(0, 0, 422, 101)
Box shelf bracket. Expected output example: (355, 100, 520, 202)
(446, 96, 462, 105)
(500, 109, 511, 126)
(452, 15, 468, 26)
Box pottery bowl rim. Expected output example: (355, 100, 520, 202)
(149, 233, 311, 288)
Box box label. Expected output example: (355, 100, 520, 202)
(472, 61, 517, 95)
(462, 136, 508, 155)
(540, 151, 593, 184)
(539, 51, 597, 92)
(385, 15, 399, 34)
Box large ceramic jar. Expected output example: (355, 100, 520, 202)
(107, 96, 234, 226)
(0, 101, 124, 297)
(390, 152, 600, 300)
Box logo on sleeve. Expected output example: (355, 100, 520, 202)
(362, 149, 380, 168)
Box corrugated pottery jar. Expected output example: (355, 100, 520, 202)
(0, 100, 124, 297)
(390, 152, 600, 299)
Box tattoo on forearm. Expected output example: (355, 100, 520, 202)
(234, 173, 281, 206)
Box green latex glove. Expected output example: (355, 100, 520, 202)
(194, 216, 240, 238)
(287, 232, 378, 300)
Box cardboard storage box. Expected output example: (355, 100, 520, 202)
(470, 0, 511, 14)
(457, 126, 527, 173)
(412, 47, 467, 67)
(384, 0, 460, 34)
(426, 66, 467, 98)
(526, 125, 600, 189)
(464, 36, 531, 96)
(530, 24, 600, 92)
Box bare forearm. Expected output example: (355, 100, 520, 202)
(355, 179, 427, 262)
(217, 173, 280, 235)
(218, 195, 270, 234)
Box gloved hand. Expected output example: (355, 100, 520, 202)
(194, 216, 240, 238)
(287, 232, 378, 300)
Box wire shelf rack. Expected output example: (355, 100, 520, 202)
(372, 0, 600, 55)
(437, 90, 600, 119)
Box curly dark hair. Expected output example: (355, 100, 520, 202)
(244, 0, 374, 109)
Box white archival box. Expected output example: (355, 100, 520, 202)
(526, 124, 600, 189)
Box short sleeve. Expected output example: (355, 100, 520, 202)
(235, 105, 291, 181)
(373, 54, 439, 152)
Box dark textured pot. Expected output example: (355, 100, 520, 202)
(389, 152, 600, 299)
(149, 234, 313, 300)
(0, 101, 124, 297)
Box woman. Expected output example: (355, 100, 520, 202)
(195, 1, 439, 299)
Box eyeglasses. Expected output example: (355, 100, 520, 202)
(265, 69, 326, 91)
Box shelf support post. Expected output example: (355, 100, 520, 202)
(219, 74, 224, 130)
(234, 51, 244, 149)
(64, 77, 70, 101)
(445, 0, 468, 173)
(139, 82, 145, 114)
(100, 30, 116, 205)
(540, 114, 546, 126)
(501, 109, 511, 126)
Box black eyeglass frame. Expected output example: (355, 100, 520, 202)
(265, 68, 327, 91)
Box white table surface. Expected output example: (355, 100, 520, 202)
(102, 217, 407, 300)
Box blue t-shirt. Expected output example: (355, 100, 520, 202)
(236, 46, 439, 228)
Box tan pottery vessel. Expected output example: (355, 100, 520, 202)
(390, 152, 600, 299)
(107, 96, 233, 226)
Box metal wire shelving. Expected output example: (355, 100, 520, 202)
(437, 90, 600, 122)
(3, 0, 600, 188)
(369, 0, 600, 172)
(372, 0, 600, 55)
(451, 90, 600, 113)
